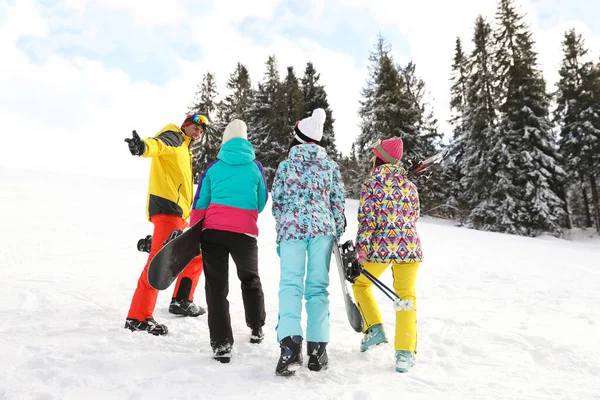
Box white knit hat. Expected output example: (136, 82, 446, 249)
(294, 108, 326, 143)
(222, 119, 248, 144)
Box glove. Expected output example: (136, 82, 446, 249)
(124, 130, 146, 156)
(357, 251, 367, 265)
(163, 229, 183, 246)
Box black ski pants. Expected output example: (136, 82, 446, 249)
(201, 229, 266, 347)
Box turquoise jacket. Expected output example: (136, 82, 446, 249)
(190, 138, 268, 236)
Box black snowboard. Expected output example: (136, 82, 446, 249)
(332, 239, 364, 333)
(147, 222, 203, 290)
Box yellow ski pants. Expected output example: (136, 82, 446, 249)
(352, 262, 420, 352)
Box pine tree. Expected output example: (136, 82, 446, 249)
(281, 66, 304, 133)
(248, 55, 288, 187)
(300, 62, 340, 159)
(339, 143, 362, 199)
(492, 0, 564, 236)
(398, 62, 441, 163)
(357, 35, 420, 169)
(219, 62, 253, 126)
(446, 37, 470, 221)
(398, 61, 445, 214)
(461, 15, 504, 231)
(554, 29, 600, 231)
(356, 35, 443, 211)
(188, 72, 220, 183)
(356, 35, 394, 165)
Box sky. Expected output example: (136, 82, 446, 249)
(1, 0, 599, 178)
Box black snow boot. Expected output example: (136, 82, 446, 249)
(275, 335, 303, 376)
(250, 327, 264, 344)
(212, 342, 232, 364)
(124, 318, 168, 336)
(307, 342, 328, 372)
(169, 299, 205, 317)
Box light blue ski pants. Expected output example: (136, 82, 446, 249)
(276, 236, 334, 343)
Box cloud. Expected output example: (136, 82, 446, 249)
(1, 0, 599, 180)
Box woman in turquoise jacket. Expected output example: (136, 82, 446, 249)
(190, 119, 268, 364)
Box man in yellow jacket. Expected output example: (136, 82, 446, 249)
(123, 114, 208, 335)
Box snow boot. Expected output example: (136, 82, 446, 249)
(250, 327, 264, 344)
(169, 299, 205, 317)
(395, 350, 415, 373)
(360, 323, 388, 352)
(275, 335, 303, 376)
(124, 318, 168, 336)
(212, 342, 232, 364)
(307, 342, 328, 372)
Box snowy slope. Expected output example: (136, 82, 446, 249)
(1, 166, 599, 400)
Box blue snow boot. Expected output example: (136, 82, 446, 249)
(360, 324, 388, 352)
(395, 350, 415, 373)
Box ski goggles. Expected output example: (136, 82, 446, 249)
(183, 114, 208, 127)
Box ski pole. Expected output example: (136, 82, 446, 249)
(362, 269, 399, 300)
(361, 269, 416, 312)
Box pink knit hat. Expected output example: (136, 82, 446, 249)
(373, 137, 403, 164)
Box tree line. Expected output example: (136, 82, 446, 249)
(188, 0, 600, 236)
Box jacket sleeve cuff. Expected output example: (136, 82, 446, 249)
(189, 209, 206, 227)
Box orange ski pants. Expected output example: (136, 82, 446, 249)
(127, 214, 204, 321)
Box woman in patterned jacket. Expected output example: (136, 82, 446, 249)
(271, 108, 346, 376)
(352, 137, 424, 373)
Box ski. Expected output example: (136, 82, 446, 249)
(409, 148, 449, 176)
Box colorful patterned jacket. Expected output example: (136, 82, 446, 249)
(356, 164, 424, 264)
(272, 144, 346, 244)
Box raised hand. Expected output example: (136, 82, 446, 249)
(124, 130, 146, 156)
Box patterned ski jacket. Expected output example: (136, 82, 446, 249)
(356, 164, 424, 264)
(190, 138, 268, 236)
(272, 144, 346, 244)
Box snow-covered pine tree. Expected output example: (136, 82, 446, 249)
(461, 15, 505, 231)
(554, 29, 600, 231)
(356, 35, 420, 170)
(218, 62, 253, 127)
(247, 55, 288, 187)
(445, 37, 470, 221)
(588, 62, 600, 232)
(356, 35, 443, 211)
(281, 65, 304, 135)
(188, 72, 220, 183)
(356, 35, 394, 166)
(398, 62, 441, 162)
(300, 62, 340, 160)
(398, 61, 445, 214)
(340, 143, 362, 198)
(493, 0, 564, 236)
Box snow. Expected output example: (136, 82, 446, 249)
(1, 165, 599, 399)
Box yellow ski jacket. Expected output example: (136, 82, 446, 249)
(141, 124, 194, 221)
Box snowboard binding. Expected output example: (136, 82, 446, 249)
(137, 235, 152, 253)
(339, 240, 363, 283)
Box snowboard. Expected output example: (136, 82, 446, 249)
(147, 222, 203, 291)
(332, 239, 364, 333)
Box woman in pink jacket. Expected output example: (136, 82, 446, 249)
(352, 137, 424, 373)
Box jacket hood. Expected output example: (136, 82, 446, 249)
(217, 137, 255, 165)
(288, 144, 328, 162)
(371, 164, 408, 185)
